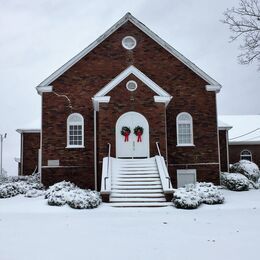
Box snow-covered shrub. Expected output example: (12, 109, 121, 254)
(0, 183, 20, 198)
(45, 181, 101, 209)
(67, 189, 101, 209)
(194, 182, 225, 205)
(47, 191, 67, 206)
(173, 182, 224, 209)
(173, 188, 201, 209)
(25, 189, 45, 198)
(45, 181, 76, 199)
(0, 172, 44, 198)
(221, 172, 250, 191)
(230, 160, 260, 183)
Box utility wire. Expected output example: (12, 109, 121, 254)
(243, 134, 260, 141)
(230, 128, 260, 140)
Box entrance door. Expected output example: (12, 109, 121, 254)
(116, 112, 149, 158)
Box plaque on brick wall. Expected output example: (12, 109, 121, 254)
(47, 160, 60, 166)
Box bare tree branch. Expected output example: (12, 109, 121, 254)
(222, 0, 260, 69)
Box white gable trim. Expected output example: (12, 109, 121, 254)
(92, 96, 111, 111)
(36, 13, 221, 93)
(153, 96, 172, 106)
(94, 65, 171, 98)
(36, 85, 53, 95)
(206, 85, 221, 93)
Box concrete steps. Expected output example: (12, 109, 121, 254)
(110, 157, 170, 207)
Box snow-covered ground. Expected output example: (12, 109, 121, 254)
(0, 189, 259, 260)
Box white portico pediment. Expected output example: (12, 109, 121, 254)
(92, 65, 172, 111)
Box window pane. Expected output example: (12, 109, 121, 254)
(68, 122, 83, 146)
(178, 123, 191, 144)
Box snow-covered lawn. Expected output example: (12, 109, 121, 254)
(0, 189, 260, 260)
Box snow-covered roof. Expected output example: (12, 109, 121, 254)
(16, 129, 41, 134)
(218, 119, 232, 130)
(219, 115, 260, 144)
(36, 12, 221, 93)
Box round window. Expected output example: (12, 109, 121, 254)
(122, 36, 137, 50)
(126, 80, 137, 91)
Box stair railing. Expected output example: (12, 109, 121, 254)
(156, 142, 171, 189)
(104, 143, 111, 190)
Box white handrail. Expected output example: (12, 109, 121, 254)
(156, 142, 171, 189)
(104, 143, 111, 190)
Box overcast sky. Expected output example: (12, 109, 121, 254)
(0, 0, 259, 175)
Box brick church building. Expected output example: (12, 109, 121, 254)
(16, 13, 231, 205)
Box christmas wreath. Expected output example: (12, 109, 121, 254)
(134, 126, 144, 142)
(121, 126, 131, 142)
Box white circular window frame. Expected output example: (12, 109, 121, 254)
(126, 80, 138, 92)
(122, 36, 137, 50)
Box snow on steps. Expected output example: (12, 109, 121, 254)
(110, 157, 170, 207)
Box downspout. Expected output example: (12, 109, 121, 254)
(164, 106, 168, 167)
(40, 94, 43, 182)
(21, 133, 24, 176)
(215, 94, 221, 179)
(94, 109, 97, 190)
(226, 130, 230, 172)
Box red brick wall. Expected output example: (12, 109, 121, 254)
(21, 133, 40, 176)
(219, 130, 228, 172)
(41, 21, 220, 188)
(229, 144, 260, 167)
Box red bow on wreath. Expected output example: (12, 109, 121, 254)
(124, 131, 130, 142)
(121, 126, 131, 142)
(134, 126, 144, 143)
(137, 130, 142, 142)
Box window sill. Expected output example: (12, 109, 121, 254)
(66, 145, 85, 149)
(176, 144, 195, 147)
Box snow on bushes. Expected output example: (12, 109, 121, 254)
(67, 189, 101, 209)
(221, 172, 250, 191)
(47, 191, 67, 206)
(0, 172, 44, 199)
(174, 189, 201, 209)
(45, 181, 75, 199)
(45, 181, 101, 209)
(0, 183, 20, 198)
(173, 182, 224, 209)
(24, 189, 45, 198)
(195, 182, 225, 205)
(0, 176, 101, 209)
(230, 160, 260, 183)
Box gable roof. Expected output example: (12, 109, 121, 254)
(219, 115, 260, 144)
(37, 12, 221, 90)
(94, 65, 171, 97)
(92, 65, 172, 111)
(218, 119, 232, 130)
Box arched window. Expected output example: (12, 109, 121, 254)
(240, 150, 252, 161)
(67, 113, 84, 148)
(176, 112, 193, 146)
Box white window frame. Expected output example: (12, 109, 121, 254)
(66, 113, 84, 148)
(126, 80, 138, 91)
(122, 36, 137, 50)
(240, 149, 252, 161)
(176, 112, 194, 146)
(177, 169, 197, 188)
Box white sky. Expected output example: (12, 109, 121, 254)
(0, 0, 259, 175)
